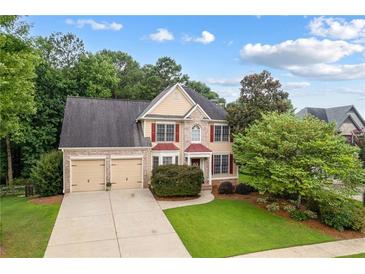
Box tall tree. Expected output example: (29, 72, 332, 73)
(233, 113, 365, 207)
(140, 57, 190, 99)
(0, 16, 38, 185)
(227, 70, 292, 133)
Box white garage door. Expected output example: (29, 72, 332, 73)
(71, 159, 105, 192)
(111, 158, 142, 189)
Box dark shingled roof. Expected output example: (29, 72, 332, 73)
(182, 85, 228, 120)
(59, 97, 151, 148)
(296, 105, 365, 130)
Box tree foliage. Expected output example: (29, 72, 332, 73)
(233, 113, 365, 206)
(227, 70, 292, 133)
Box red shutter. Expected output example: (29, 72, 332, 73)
(151, 123, 156, 142)
(210, 125, 214, 142)
(175, 124, 179, 142)
(229, 154, 233, 174)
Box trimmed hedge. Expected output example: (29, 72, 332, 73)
(218, 181, 234, 194)
(30, 150, 63, 197)
(151, 165, 204, 197)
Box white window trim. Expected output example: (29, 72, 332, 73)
(213, 153, 230, 175)
(156, 122, 176, 143)
(214, 124, 230, 142)
(151, 152, 179, 167)
(191, 124, 201, 143)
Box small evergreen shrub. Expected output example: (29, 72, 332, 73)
(30, 150, 63, 197)
(317, 192, 365, 231)
(235, 183, 256, 195)
(218, 181, 234, 194)
(151, 165, 203, 197)
(266, 202, 280, 212)
(290, 210, 309, 221)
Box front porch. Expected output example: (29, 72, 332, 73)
(184, 144, 213, 186)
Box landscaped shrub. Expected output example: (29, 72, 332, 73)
(303, 209, 318, 219)
(290, 210, 309, 221)
(256, 197, 268, 204)
(151, 165, 203, 197)
(266, 202, 280, 212)
(235, 183, 256, 195)
(283, 204, 296, 213)
(317, 194, 365, 231)
(30, 150, 63, 197)
(218, 181, 234, 194)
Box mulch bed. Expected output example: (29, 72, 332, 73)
(28, 195, 63, 205)
(212, 186, 364, 240)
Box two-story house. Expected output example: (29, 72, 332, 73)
(296, 105, 365, 145)
(59, 84, 238, 193)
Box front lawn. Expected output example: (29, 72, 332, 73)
(338, 253, 365, 258)
(0, 196, 61, 258)
(164, 199, 334, 257)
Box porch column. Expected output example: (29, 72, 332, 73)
(208, 154, 212, 185)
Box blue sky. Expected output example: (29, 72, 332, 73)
(27, 16, 365, 117)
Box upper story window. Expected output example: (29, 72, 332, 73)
(191, 125, 201, 143)
(156, 124, 175, 142)
(214, 125, 229, 142)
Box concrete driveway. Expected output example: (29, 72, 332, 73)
(44, 189, 190, 258)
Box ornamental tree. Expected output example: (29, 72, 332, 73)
(233, 112, 365, 207)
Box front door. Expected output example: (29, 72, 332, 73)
(191, 158, 200, 168)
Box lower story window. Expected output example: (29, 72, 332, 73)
(213, 154, 229, 174)
(162, 156, 173, 165)
(152, 156, 159, 170)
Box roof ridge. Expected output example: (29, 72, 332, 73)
(66, 96, 151, 103)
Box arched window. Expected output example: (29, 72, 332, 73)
(191, 125, 201, 143)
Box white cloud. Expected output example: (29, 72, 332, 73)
(240, 38, 363, 67)
(183, 31, 215, 44)
(66, 18, 122, 31)
(206, 77, 240, 86)
(289, 63, 365, 80)
(283, 82, 311, 90)
(240, 38, 364, 80)
(309, 16, 365, 40)
(148, 28, 174, 42)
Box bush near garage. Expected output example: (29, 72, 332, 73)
(30, 150, 63, 197)
(151, 165, 204, 197)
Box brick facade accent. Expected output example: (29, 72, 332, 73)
(63, 148, 151, 193)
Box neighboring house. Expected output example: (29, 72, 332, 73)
(59, 83, 238, 193)
(296, 105, 365, 145)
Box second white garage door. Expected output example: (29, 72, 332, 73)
(111, 158, 143, 189)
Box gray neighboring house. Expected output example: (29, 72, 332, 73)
(296, 105, 365, 145)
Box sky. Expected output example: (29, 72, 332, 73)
(26, 15, 365, 117)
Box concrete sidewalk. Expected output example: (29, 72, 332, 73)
(234, 238, 365, 258)
(45, 189, 190, 258)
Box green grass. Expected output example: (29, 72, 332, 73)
(338, 253, 365, 258)
(164, 199, 334, 258)
(0, 196, 60, 258)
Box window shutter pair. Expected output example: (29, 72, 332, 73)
(151, 123, 179, 142)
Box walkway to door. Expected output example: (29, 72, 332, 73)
(45, 189, 190, 257)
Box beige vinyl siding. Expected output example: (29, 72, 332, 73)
(150, 87, 193, 116)
(71, 159, 105, 192)
(339, 117, 358, 135)
(111, 158, 143, 189)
